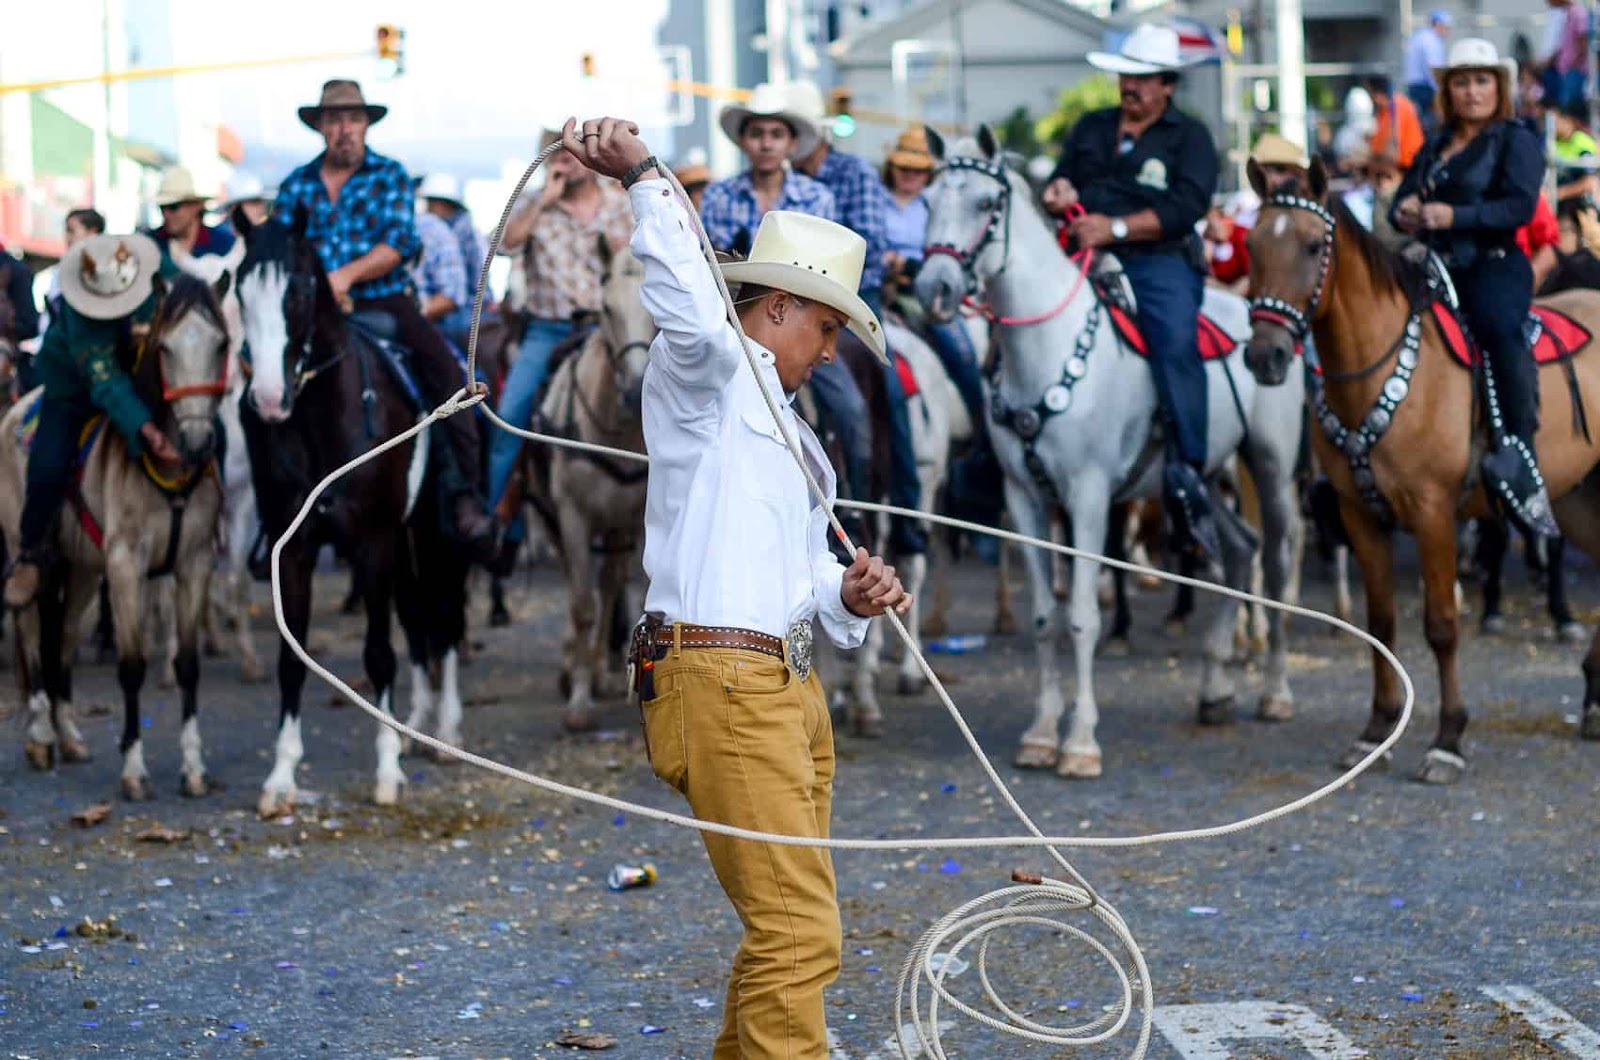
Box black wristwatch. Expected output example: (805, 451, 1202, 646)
(622, 156, 660, 190)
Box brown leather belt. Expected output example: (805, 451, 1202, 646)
(646, 623, 785, 661)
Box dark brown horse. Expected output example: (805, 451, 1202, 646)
(1244, 158, 1600, 783)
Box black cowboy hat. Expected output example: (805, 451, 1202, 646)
(298, 79, 388, 131)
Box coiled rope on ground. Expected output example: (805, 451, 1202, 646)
(267, 134, 1414, 1058)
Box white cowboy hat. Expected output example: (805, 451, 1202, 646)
(720, 211, 886, 362)
(153, 166, 211, 208)
(1433, 37, 1516, 87)
(216, 174, 272, 211)
(59, 233, 163, 321)
(417, 172, 467, 209)
(1088, 24, 1187, 76)
(718, 82, 821, 160)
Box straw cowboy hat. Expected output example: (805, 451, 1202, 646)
(1433, 37, 1517, 92)
(417, 172, 467, 209)
(298, 79, 388, 131)
(886, 127, 935, 170)
(59, 233, 163, 321)
(718, 82, 821, 159)
(672, 160, 712, 188)
(1088, 24, 1187, 76)
(721, 211, 886, 361)
(1250, 131, 1310, 168)
(153, 166, 211, 208)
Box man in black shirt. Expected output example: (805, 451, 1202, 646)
(1043, 24, 1220, 560)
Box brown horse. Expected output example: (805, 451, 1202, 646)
(1243, 158, 1600, 783)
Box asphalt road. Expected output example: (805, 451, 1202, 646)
(2, 545, 1598, 1059)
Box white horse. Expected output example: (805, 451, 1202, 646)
(170, 239, 265, 682)
(832, 318, 974, 736)
(915, 127, 1305, 778)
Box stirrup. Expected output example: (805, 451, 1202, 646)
(1484, 440, 1559, 540)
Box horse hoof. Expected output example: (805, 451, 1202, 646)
(1480, 614, 1506, 636)
(1014, 742, 1058, 769)
(562, 708, 597, 734)
(1101, 637, 1131, 658)
(1556, 621, 1588, 646)
(24, 740, 55, 771)
(257, 788, 296, 820)
(1164, 618, 1187, 639)
(489, 605, 512, 629)
(1257, 694, 1295, 723)
(1197, 696, 1234, 726)
(1056, 752, 1102, 779)
(179, 772, 215, 798)
(923, 613, 947, 638)
(373, 778, 402, 806)
(557, 671, 573, 700)
(427, 741, 462, 766)
(850, 710, 885, 739)
(1338, 740, 1392, 771)
(121, 775, 156, 802)
(240, 657, 268, 684)
(993, 612, 1019, 637)
(1414, 748, 1467, 785)
(895, 672, 923, 696)
(1581, 704, 1600, 742)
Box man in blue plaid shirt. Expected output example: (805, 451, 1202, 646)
(791, 82, 925, 555)
(274, 79, 494, 554)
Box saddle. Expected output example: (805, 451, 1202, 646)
(1430, 302, 1594, 370)
(347, 312, 427, 414)
(1089, 260, 1239, 362)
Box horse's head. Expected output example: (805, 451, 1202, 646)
(148, 271, 232, 462)
(595, 236, 653, 418)
(1244, 157, 1334, 387)
(916, 124, 1015, 323)
(234, 205, 326, 422)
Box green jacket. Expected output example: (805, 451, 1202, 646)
(35, 256, 180, 457)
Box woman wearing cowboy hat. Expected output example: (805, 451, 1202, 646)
(560, 114, 909, 1060)
(4, 235, 184, 609)
(1392, 38, 1556, 540)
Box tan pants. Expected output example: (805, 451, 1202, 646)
(640, 642, 840, 1060)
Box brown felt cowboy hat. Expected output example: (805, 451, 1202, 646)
(298, 79, 388, 131)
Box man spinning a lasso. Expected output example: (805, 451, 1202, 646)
(558, 115, 910, 1059)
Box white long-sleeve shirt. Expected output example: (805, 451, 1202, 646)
(628, 178, 870, 650)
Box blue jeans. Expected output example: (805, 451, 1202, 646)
(490, 317, 579, 541)
(808, 357, 871, 500)
(1406, 83, 1437, 134)
(862, 288, 921, 516)
(925, 317, 987, 437)
(1120, 254, 1207, 466)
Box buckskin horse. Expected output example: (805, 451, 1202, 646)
(233, 207, 470, 816)
(1244, 158, 1600, 783)
(915, 127, 1305, 779)
(0, 272, 231, 799)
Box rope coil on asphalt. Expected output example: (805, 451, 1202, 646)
(267, 135, 1415, 1058)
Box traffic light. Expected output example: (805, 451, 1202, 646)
(1225, 9, 1244, 56)
(376, 23, 405, 78)
(580, 52, 596, 77)
(828, 87, 856, 139)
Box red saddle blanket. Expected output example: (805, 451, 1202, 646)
(1106, 304, 1238, 362)
(1431, 303, 1593, 368)
(892, 349, 919, 399)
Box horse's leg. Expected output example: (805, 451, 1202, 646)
(894, 549, 931, 698)
(557, 506, 598, 732)
(850, 600, 885, 738)
(1332, 544, 1353, 627)
(20, 569, 59, 770)
(231, 495, 265, 682)
(93, 579, 115, 664)
(1477, 517, 1508, 634)
(1197, 502, 1255, 727)
(1545, 536, 1585, 643)
(488, 574, 512, 628)
(1007, 491, 1065, 769)
(591, 549, 627, 702)
(105, 544, 154, 801)
(1548, 485, 1600, 740)
(1058, 478, 1111, 778)
(1414, 503, 1470, 784)
(1165, 553, 1199, 636)
(1338, 500, 1402, 770)
(174, 554, 213, 797)
(360, 538, 404, 806)
(1103, 503, 1132, 658)
(993, 529, 1019, 637)
(259, 540, 312, 818)
(52, 566, 101, 765)
(1252, 459, 1300, 723)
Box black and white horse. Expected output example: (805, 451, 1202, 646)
(233, 208, 469, 816)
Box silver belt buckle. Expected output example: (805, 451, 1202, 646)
(784, 619, 814, 682)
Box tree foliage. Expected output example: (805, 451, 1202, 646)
(992, 106, 1041, 159)
(1034, 76, 1121, 149)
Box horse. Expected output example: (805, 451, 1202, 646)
(233, 207, 470, 816)
(915, 126, 1305, 779)
(513, 240, 653, 732)
(170, 239, 267, 682)
(1243, 158, 1600, 782)
(0, 253, 24, 401)
(0, 272, 232, 798)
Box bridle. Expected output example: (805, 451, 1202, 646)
(1247, 194, 1337, 350)
(238, 263, 346, 415)
(923, 156, 1092, 328)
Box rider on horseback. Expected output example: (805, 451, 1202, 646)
(1391, 39, 1558, 539)
(273, 79, 495, 556)
(1040, 24, 1222, 560)
(3, 233, 184, 609)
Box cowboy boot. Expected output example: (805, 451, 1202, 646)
(1482, 439, 1560, 541)
(1163, 460, 1221, 565)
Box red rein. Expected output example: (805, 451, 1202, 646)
(964, 204, 1092, 328)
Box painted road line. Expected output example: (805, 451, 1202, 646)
(1481, 985, 1600, 1058)
(1152, 1001, 1367, 1059)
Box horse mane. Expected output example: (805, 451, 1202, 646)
(131, 272, 225, 413)
(1326, 195, 1431, 305)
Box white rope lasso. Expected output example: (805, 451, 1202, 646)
(267, 135, 1415, 1058)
